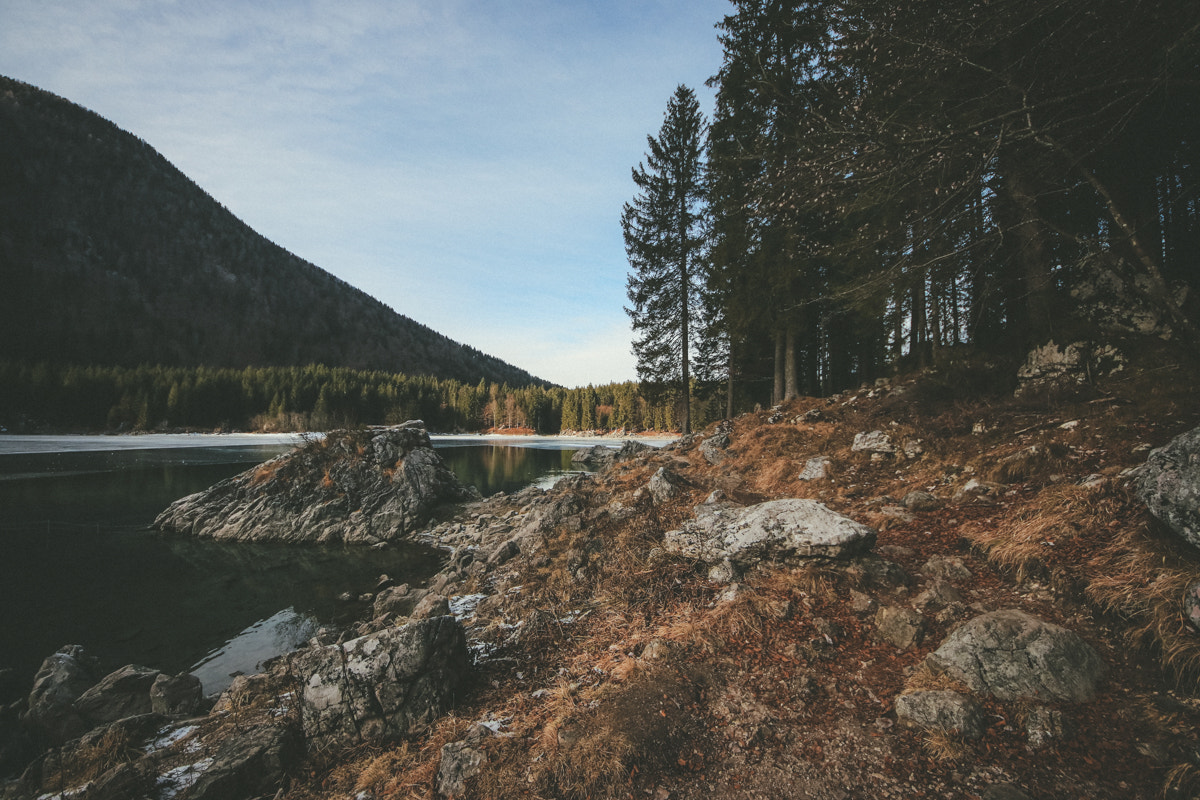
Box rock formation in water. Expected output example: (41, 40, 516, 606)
(154, 424, 478, 544)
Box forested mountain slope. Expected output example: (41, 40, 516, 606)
(0, 76, 543, 387)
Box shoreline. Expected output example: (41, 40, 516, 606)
(0, 430, 678, 457)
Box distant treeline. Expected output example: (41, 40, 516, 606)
(0, 362, 727, 434)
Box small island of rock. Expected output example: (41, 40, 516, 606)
(154, 423, 478, 544)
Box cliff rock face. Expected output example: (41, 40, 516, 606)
(154, 425, 478, 544)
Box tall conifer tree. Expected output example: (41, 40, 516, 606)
(622, 85, 708, 434)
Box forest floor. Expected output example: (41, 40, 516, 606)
(287, 348, 1200, 800)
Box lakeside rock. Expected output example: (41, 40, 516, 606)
(289, 616, 470, 752)
(154, 425, 479, 544)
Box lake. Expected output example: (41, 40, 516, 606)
(0, 433, 664, 694)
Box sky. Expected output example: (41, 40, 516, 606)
(0, 0, 730, 387)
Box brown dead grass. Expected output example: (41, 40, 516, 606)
(1086, 525, 1200, 685)
(284, 355, 1200, 800)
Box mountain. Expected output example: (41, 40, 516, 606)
(0, 76, 545, 387)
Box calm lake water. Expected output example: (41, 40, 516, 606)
(0, 435, 622, 694)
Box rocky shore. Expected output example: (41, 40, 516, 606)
(4, 357, 1200, 799)
(153, 423, 479, 544)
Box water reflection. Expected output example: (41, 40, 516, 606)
(190, 608, 320, 693)
(435, 444, 592, 495)
(0, 440, 595, 693)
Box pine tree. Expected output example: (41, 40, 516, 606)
(622, 85, 708, 434)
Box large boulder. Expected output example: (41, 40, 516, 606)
(1135, 425, 1200, 549)
(926, 610, 1106, 703)
(22, 645, 101, 746)
(289, 616, 470, 752)
(663, 499, 875, 568)
(74, 664, 162, 726)
(154, 426, 478, 544)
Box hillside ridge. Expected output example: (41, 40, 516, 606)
(0, 75, 543, 387)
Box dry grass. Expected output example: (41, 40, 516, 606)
(1086, 525, 1200, 685)
(921, 731, 968, 762)
(1163, 762, 1200, 799)
(73, 726, 139, 783)
(965, 483, 1117, 584)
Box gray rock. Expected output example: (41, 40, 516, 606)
(921, 556, 972, 581)
(150, 672, 204, 716)
(902, 491, 942, 512)
(663, 499, 875, 568)
(852, 431, 894, 455)
(410, 594, 451, 620)
(487, 538, 521, 566)
(875, 606, 927, 650)
(914, 579, 963, 612)
(1135, 426, 1200, 549)
(74, 664, 161, 726)
(290, 616, 470, 752)
(1184, 579, 1200, 632)
(846, 556, 913, 591)
(798, 457, 832, 481)
(849, 590, 877, 615)
(648, 467, 688, 504)
(155, 427, 477, 544)
(437, 734, 488, 797)
(699, 432, 731, 465)
(1024, 704, 1072, 748)
(926, 610, 1106, 702)
(615, 440, 652, 462)
(183, 721, 304, 800)
(373, 585, 420, 619)
(1014, 340, 1125, 397)
(23, 645, 100, 745)
(894, 691, 985, 739)
(571, 445, 615, 466)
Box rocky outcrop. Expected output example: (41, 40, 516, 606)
(925, 610, 1106, 703)
(1013, 340, 1125, 397)
(571, 440, 651, 469)
(21, 645, 101, 746)
(74, 664, 161, 727)
(1135, 425, 1200, 549)
(663, 499, 876, 568)
(154, 425, 478, 544)
(288, 616, 470, 752)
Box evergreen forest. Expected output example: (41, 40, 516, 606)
(0, 362, 716, 435)
(624, 0, 1200, 419)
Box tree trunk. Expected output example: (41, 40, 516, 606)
(784, 322, 799, 400)
(1007, 169, 1054, 345)
(773, 329, 785, 405)
(726, 360, 734, 420)
(911, 274, 927, 368)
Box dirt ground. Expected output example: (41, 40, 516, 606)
(288, 352, 1200, 800)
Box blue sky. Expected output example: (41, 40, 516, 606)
(0, 0, 729, 387)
